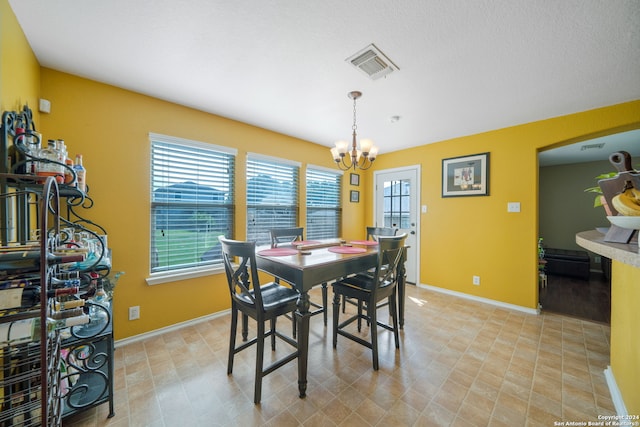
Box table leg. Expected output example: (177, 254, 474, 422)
(296, 291, 311, 398)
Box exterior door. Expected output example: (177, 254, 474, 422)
(374, 166, 419, 284)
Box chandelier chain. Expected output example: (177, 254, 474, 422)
(352, 96, 357, 133)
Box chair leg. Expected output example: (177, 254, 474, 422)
(254, 318, 265, 404)
(332, 291, 340, 348)
(228, 307, 238, 375)
(270, 318, 276, 351)
(389, 294, 400, 349)
(292, 313, 297, 338)
(342, 295, 346, 313)
(321, 282, 328, 326)
(369, 304, 379, 370)
(242, 314, 249, 341)
(357, 300, 363, 332)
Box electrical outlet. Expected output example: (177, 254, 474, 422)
(507, 202, 521, 213)
(472, 276, 480, 285)
(129, 306, 140, 320)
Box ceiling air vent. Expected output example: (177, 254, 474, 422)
(346, 44, 399, 80)
(580, 143, 605, 151)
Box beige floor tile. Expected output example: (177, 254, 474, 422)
(62, 285, 616, 427)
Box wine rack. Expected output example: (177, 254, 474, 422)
(0, 105, 115, 424)
(0, 177, 63, 426)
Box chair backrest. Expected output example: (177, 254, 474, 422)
(366, 226, 397, 241)
(270, 227, 303, 247)
(218, 236, 265, 309)
(371, 233, 407, 292)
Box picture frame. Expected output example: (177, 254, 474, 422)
(442, 152, 490, 197)
(350, 190, 360, 203)
(350, 173, 360, 186)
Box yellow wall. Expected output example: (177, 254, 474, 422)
(3, 0, 640, 414)
(367, 102, 640, 308)
(610, 261, 640, 414)
(37, 68, 367, 339)
(0, 0, 40, 115)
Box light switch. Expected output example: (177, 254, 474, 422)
(507, 202, 521, 213)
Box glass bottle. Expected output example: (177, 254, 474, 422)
(37, 139, 64, 182)
(87, 278, 110, 327)
(74, 154, 86, 192)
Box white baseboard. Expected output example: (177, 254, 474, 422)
(604, 366, 628, 417)
(114, 309, 231, 348)
(418, 283, 540, 315)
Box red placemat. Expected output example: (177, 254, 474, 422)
(350, 240, 378, 246)
(257, 248, 298, 256)
(291, 240, 321, 246)
(328, 246, 367, 254)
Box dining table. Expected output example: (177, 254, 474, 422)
(255, 238, 407, 398)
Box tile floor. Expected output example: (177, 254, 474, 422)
(62, 285, 615, 426)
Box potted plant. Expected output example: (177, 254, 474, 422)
(584, 172, 617, 215)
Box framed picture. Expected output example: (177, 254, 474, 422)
(442, 152, 490, 197)
(350, 190, 360, 203)
(350, 173, 360, 186)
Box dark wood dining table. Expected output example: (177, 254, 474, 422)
(255, 239, 407, 398)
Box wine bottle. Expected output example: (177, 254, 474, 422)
(0, 250, 85, 271)
(50, 307, 84, 320)
(53, 298, 85, 311)
(0, 277, 31, 290)
(0, 285, 79, 310)
(0, 286, 40, 310)
(0, 314, 90, 345)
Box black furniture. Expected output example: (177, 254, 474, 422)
(269, 227, 328, 333)
(544, 248, 590, 281)
(255, 240, 382, 398)
(332, 234, 407, 370)
(343, 226, 397, 315)
(219, 237, 299, 404)
(269, 227, 304, 247)
(365, 226, 397, 240)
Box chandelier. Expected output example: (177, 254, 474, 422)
(330, 91, 378, 171)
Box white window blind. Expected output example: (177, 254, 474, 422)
(150, 135, 235, 273)
(306, 167, 342, 239)
(246, 155, 299, 245)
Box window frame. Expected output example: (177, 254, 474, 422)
(246, 153, 300, 246)
(147, 133, 236, 285)
(306, 165, 342, 239)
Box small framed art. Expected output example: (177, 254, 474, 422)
(442, 152, 490, 197)
(350, 173, 360, 186)
(350, 190, 360, 203)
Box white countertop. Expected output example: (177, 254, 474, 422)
(576, 229, 640, 268)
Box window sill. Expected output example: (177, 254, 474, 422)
(146, 265, 225, 286)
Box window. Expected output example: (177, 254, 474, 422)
(246, 154, 299, 245)
(150, 133, 235, 274)
(383, 179, 411, 228)
(306, 167, 341, 239)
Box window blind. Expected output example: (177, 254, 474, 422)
(150, 136, 235, 273)
(246, 155, 299, 245)
(306, 167, 341, 239)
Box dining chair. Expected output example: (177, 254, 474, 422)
(365, 226, 397, 241)
(342, 226, 398, 315)
(331, 233, 407, 370)
(219, 236, 299, 404)
(269, 227, 304, 247)
(269, 227, 328, 336)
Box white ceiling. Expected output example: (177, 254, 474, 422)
(8, 0, 640, 164)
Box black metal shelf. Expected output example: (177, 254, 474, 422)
(0, 105, 115, 424)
